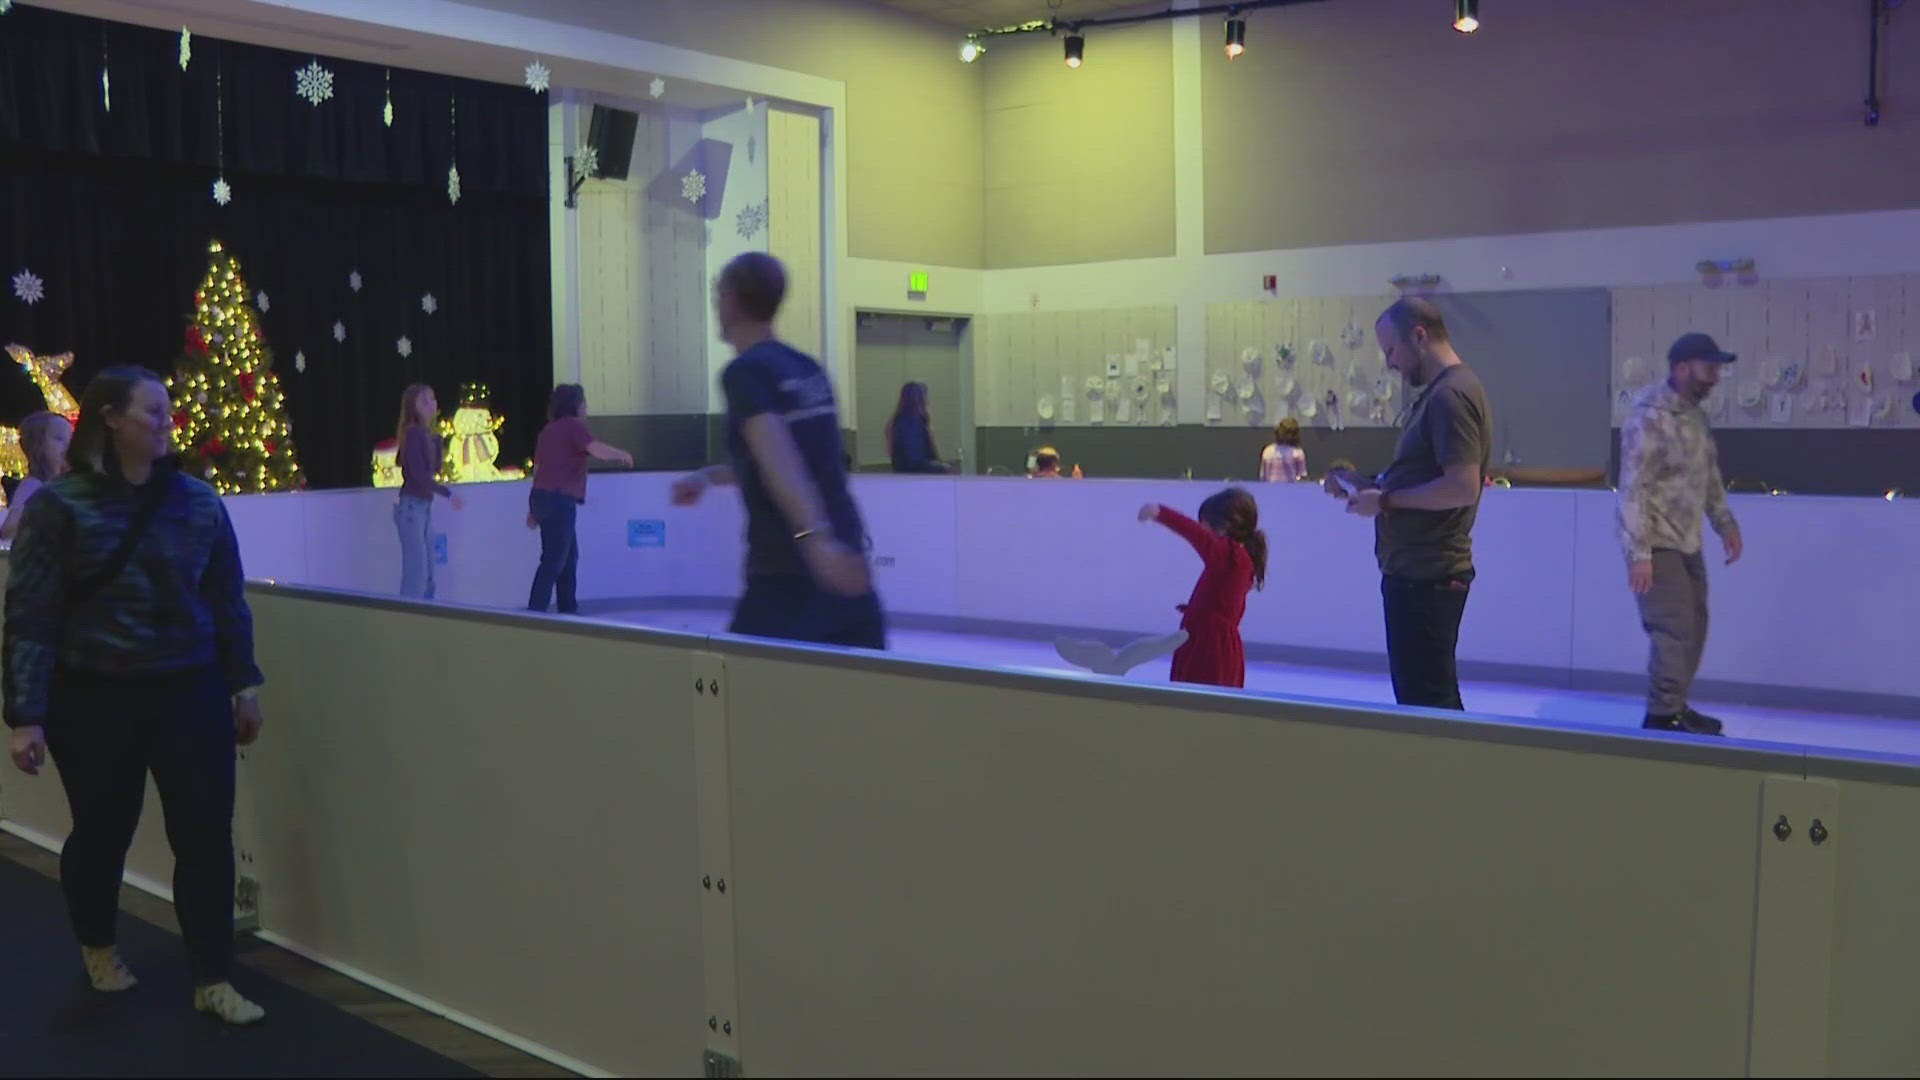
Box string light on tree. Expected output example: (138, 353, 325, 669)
(170, 240, 303, 493)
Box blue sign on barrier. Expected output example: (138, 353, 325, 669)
(433, 533, 449, 565)
(628, 519, 666, 548)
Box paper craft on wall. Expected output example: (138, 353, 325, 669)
(1135, 338, 1151, 356)
(1874, 393, 1895, 420)
(1156, 375, 1172, 396)
(1849, 394, 1873, 427)
(1148, 355, 1162, 373)
(1086, 375, 1106, 393)
(1105, 378, 1121, 402)
(1769, 393, 1794, 424)
(1298, 396, 1318, 419)
(1162, 346, 1177, 370)
(1854, 310, 1876, 342)
(1275, 374, 1296, 398)
(1125, 352, 1141, 377)
(1780, 361, 1803, 390)
(1623, 356, 1649, 385)
(1061, 390, 1076, 423)
(1275, 344, 1295, 367)
(1372, 375, 1396, 402)
(1115, 397, 1133, 424)
(1236, 376, 1256, 401)
(1339, 321, 1364, 350)
(1737, 383, 1764, 410)
(1856, 363, 1875, 392)
(1106, 356, 1121, 377)
(1088, 397, 1106, 424)
(1892, 353, 1914, 382)
(1209, 371, 1231, 396)
(1310, 340, 1333, 366)
(1760, 358, 1784, 388)
(1815, 344, 1840, 377)
(1131, 377, 1150, 401)
(1205, 396, 1222, 422)
(1241, 346, 1262, 373)
(1037, 396, 1055, 421)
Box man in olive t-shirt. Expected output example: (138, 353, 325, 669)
(1325, 298, 1493, 710)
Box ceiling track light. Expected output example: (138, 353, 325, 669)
(1453, 0, 1479, 34)
(1064, 32, 1085, 69)
(1225, 12, 1247, 59)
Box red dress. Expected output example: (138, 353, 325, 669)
(1155, 506, 1255, 688)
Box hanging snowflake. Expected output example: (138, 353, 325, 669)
(1339, 321, 1364, 350)
(102, 67, 111, 112)
(0, 1, 14, 13)
(383, 95, 394, 128)
(179, 27, 191, 72)
(348, 270, 362, 292)
(11, 269, 45, 306)
(447, 163, 462, 205)
(576, 145, 599, 180)
(744, 95, 756, 112)
(255, 291, 270, 312)
(211, 177, 232, 206)
(523, 60, 551, 94)
(736, 198, 768, 240)
(294, 350, 306, 373)
(295, 60, 335, 106)
(421, 293, 438, 315)
(649, 76, 666, 99)
(681, 169, 706, 204)
(397, 336, 413, 358)
(332, 320, 346, 342)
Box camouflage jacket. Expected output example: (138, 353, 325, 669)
(1616, 380, 1739, 565)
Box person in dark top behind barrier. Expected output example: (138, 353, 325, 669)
(4, 366, 266, 1025)
(671, 253, 885, 649)
(886, 381, 949, 474)
(526, 383, 633, 615)
(1323, 298, 1493, 711)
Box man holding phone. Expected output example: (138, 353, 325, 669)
(1325, 298, 1492, 710)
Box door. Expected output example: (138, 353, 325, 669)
(854, 313, 971, 472)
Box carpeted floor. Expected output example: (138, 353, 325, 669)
(0, 855, 481, 1078)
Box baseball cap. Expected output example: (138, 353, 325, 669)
(1668, 332, 1736, 364)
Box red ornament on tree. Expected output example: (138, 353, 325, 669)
(172, 409, 191, 431)
(238, 372, 258, 401)
(200, 437, 226, 458)
(186, 325, 207, 354)
(264, 439, 278, 456)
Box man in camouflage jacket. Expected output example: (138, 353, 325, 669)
(1616, 332, 1745, 736)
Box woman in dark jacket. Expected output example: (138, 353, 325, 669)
(5, 366, 267, 1025)
(886, 381, 949, 474)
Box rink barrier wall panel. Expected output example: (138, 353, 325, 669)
(6, 573, 1920, 1073)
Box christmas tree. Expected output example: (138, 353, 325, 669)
(171, 240, 302, 493)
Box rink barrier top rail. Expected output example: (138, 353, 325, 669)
(246, 579, 1920, 789)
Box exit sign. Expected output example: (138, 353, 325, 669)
(908, 270, 929, 297)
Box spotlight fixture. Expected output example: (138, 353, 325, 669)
(960, 35, 983, 63)
(1453, 0, 1479, 33)
(1064, 33, 1084, 69)
(1225, 14, 1247, 59)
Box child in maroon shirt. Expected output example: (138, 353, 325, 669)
(1056, 488, 1267, 687)
(527, 385, 632, 614)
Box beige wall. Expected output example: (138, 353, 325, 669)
(982, 23, 1177, 268)
(1203, 0, 1920, 252)
(768, 108, 826, 359)
(459, 0, 985, 268)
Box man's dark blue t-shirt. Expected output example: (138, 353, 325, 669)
(721, 341, 867, 579)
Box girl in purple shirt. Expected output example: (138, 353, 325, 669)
(526, 384, 632, 614)
(394, 384, 463, 600)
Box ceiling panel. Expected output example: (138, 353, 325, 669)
(865, 0, 1157, 31)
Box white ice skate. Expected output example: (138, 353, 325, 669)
(1053, 630, 1188, 677)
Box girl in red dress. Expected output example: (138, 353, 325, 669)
(1054, 488, 1267, 687)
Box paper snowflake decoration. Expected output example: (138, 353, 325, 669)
(576, 145, 599, 180)
(448, 163, 462, 205)
(102, 67, 111, 112)
(12, 269, 45, 306)
(294, 350, 306, 373)
(295, 60, 335, 106)
(255, 291, 270, 313)
(179, 27, 191, 72)
(524, 60, 550, 93)
(0, 1, 13, 14)
(383, 95, 394, 128)
(649, 76, 666, 99)
(397, 336, 413, 358)
(348, 270, 362, 292)
(681, 169, 706, 204)
(332, 320, 346, 342)
(736, 199, 768, 240)
(421, 293, 438, 315)
(211, 177, 232, 206)
(744, 95, 756, 112)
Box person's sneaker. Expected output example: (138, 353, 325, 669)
(1677, 708, 1724, 736)
(81, 946, 137, 992)
(1642, 711, 1724, 736)
(194, 982, 266, 1025)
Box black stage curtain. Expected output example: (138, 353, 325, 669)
(0, 4, 551, 489)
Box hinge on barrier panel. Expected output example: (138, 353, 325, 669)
(234, 873, 260, 934)
(703, 1049, 741, 1077)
